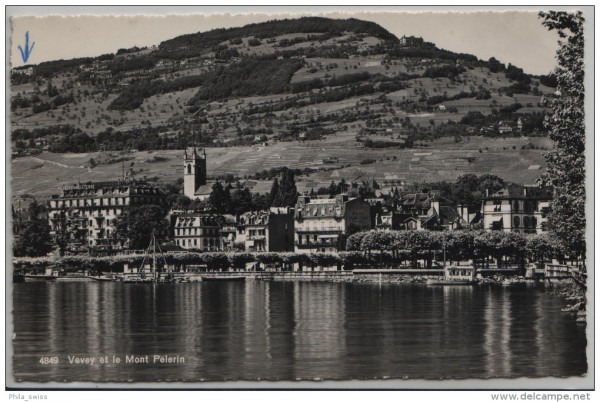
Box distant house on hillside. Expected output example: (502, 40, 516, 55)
(399, 35, 425, 47)
(12, 66, 34, 76)
(498, 123, 513, 134)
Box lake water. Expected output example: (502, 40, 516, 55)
(11, 281, 587, 382)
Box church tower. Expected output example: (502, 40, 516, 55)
(183, 147, 207, 199)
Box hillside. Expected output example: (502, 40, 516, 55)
(10, 17, 555, 202)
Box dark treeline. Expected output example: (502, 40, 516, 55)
(108, 74, 207, 110)
(157, 17, 397, 59)
(423, 64, 466, 79)
(290, 71, 417, 94)
(188, 58, 304, 106)
(12, 124, 82, 141)
(46, 126, 199, 153)
(11, 54, 114, 84)
(108, 54, 156, 74)
(245, 77, 409, 116)
(109, 57, 304, 110)
(277, 32, 340, 47)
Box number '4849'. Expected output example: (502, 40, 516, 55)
(39, 356, 59, 364)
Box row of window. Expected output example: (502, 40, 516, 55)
(52, 196, 163, 209)
(490, 200, 539, 212)
(248, 229, 266, 238)
(52, 197, 129, 208)
(175, 228, 219, 236)
(176, 238, 219, 248)
(296, 234, 338, 245)
(513, 216, 538, 228)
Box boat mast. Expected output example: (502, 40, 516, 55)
(443, 242, 446, 268)
(152, 233, 157, 282)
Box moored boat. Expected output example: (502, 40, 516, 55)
(426, 265, 477, 286)
(122, 233, 173, 284)
(201, 276, 246, 282)
(21, 274, 57, 282)
(18, 266, 58, 282)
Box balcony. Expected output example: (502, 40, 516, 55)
(295, 229, 342, 234)
(295, 240, 338, 248)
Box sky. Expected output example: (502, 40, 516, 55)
(9, 7, 565, 75)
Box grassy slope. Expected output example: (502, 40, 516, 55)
(12, 134, 552, 202)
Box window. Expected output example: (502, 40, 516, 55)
(187, 164, 191, 174)
(513, 216, 520, 228)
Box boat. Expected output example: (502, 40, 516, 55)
(20, 274, 57, 282)
(18, 266, 58, 282)
(426, 265, 477, 286)
(426, 242, 477, 285)
(89, 275, 118, 282)
(54, 275, 96, 282)
(201, 276, 246, 282)
(122, 233, 172, 284)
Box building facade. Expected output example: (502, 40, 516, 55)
(173, 214, 221, 251)
(398, 191, 466, 231)
(481, 185, 552, 234)
(294, 194, 371, 253)
(237, 207, 294, 252)
(48, 180, 167, 252)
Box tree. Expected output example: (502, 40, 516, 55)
(268, 178, 279, 207)
(53, 210, 70, 256)
(539, 11, 586, 262)
(526, 233, 558, 263)
(208, 181, 231, 214)
(13, 218, 53, 257)
(116, 205, 169, 250)
(272, 167, 298, 207)
(230, 188, 254, 214)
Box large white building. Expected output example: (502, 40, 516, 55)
(173, 213, 222, 251)
(294, 194, 371, 253)
(481, 184, 552, 234)
(48, 180, 166, 252)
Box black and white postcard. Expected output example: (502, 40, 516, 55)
(6, 5, 594, 396)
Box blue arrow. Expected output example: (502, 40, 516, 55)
(17, 31, 35, 63)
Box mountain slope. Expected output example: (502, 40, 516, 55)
(10, 17, 555, 159)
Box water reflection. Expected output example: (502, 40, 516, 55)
(12, 281, 587, 382)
